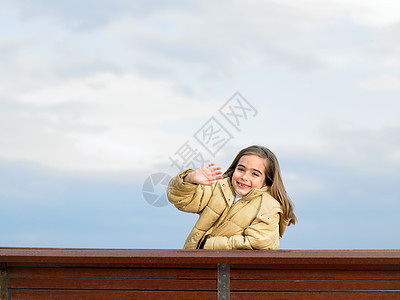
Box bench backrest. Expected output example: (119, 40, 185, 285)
(1, 248, 399, 299)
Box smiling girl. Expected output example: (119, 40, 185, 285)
(167, 145, 296, 249)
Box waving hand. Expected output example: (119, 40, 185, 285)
(183, 163, 223, 186)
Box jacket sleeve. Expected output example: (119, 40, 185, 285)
(203, 208, 282, 250)
(167, 169, 215, 214)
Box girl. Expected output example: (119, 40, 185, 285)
(167, 145, 296, 249)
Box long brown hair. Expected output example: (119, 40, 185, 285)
(224, 145, 297, 225)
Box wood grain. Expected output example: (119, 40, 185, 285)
(1, 248, 399, 299)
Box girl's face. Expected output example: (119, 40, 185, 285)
(231, 155, 267, 196)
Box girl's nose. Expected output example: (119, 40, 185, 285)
(241, 172, 250, 181)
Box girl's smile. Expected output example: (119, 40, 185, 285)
(237, 182, 250, 189)
(231, 155, 267, 196)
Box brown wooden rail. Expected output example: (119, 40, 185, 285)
(1, 248, 399, 299)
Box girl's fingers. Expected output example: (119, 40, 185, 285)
(207, 166, 221, 172)
(202, 164, 223, 182)
(205, 164, 221, 170)
(204, 174, 223, 185)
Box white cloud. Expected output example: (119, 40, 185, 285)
(280, 0, 400, 28)
(319, 125, 400, 172)
(357, 75, 400, 91)
(97, 0, 400, 82)
(1, 0, 399, 173)
(333, 0, 400, 28)
(0, 72, 216, 171)
(103, 3, 325, 74)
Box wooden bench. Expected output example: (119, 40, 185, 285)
(1, 248, 399, 299)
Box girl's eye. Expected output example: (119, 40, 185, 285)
(252, 173, 259, 177)
(237, 168, 244, 171)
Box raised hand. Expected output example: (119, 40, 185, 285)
(183, 163, 223, 186)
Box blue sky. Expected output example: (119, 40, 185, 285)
(1, 0, 399, 249)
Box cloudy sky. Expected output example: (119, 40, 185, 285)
(1, 0, 399, 249)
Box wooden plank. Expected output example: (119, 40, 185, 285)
(10, 289, 218, 300)
(230, 269, 400, 280)
(8, 266, 216, 279)
(7, 262, 216, 269)
(2, 248, 400, 300)
(230, 291, 400, 300)
(1, 248, 399, 269)
(9, 277, 217, 291)
(230, 279, 400, 291)
(11, 290, 400, 300)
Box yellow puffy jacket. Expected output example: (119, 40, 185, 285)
(167, 169, 289, 250)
